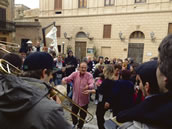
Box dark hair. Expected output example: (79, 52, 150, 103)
(98, 56, 104, 62)
(49, 51, 56, 57)
(114, 64, 122, 70)
(2, 53, 22, 69)
(22, 69, 52, 79)
(121, 70, 131, 80)
(158, 34, 172, 91)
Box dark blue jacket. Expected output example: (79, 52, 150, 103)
(112, 80, 134, 116)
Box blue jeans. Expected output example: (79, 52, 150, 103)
(54, 78, 62, 85)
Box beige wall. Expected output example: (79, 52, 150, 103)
(0, 0, 15, 42)
(37, 11, 170, 62)
(15, 22, 42, 46)
(16, 0, 172, 62)
(38, 0, 172, 17)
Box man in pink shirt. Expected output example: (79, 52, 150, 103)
(62, 62, 94, 129)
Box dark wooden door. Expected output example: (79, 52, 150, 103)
(128, 43, 144, 63)
(75, 42, 86, 60)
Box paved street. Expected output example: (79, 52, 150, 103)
(64, 95, 112, 129)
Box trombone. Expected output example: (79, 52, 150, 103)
(0, 59, 94, 123)
(0, 41, 20, 49)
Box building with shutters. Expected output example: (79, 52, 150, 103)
(16, 0, 172, 63)
(0, 0, 15, 42)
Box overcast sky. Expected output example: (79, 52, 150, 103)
(15, 0, 39, 9)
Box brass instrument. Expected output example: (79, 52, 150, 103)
(0, 59, 94, 123)
(0, 41, 20, 49)
(0, 59, 21, 75)
(0, 47, 10, 54)
(50, 86, 94, 123)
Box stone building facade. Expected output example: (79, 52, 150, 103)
(15, 4, 30, 19)
(16, 0, 172, 63)
(0, 0, 15, 42)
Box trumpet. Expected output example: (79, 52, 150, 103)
(0, 59, 93, 123)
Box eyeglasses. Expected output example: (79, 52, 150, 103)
(80, 67, 87, 69)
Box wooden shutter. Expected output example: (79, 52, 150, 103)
(54, 0, 62, 10)
(84, 0, 87, 8)
(168, 23, 172, 34)
(79, 0, 82, 8)
(56, 26, 61, 37)
(0, 8, 6, 21)
(103, 25, 111, 38)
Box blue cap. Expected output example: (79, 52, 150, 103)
(23, 52, 54, 71)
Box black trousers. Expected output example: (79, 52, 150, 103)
(71, 104, 88, 128)
(96, 102, 108, 129)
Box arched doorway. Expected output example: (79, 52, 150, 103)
(128, 31, 145, 63)
(75, 32, 87, 60)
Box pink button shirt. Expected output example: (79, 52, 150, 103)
(63, 71, 94, 106)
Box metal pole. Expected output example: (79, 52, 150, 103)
(63, 44, 64, 54)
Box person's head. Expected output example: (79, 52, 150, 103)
(105, 57, 109, 61)
(68, 50, 73, 57)
(114, 64, 122, 76)
(93, 57, 97, 61)
(49, 51, 56, 58)
(87, 56, 92, 62)
(117, 59, 123, 66)
(121, 70, 131, 80)
(79, 62, 87, 75)
(113, 57, 116, 62)
(157, 34, 172, 93)
(124, 58, 129, 64)
(103, 64, 114, 80)
(2, 53, 22, 69)
(50, 44, 54, 49)
(22, 52, 54, 83)
(97, 65, 104, 72)
(98, 56, 104, 64)
(137, 61, 160, 96)
(57, 54, 62, 62)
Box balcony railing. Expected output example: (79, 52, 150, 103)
(0, 20, 15, 32)
(0, 0, 9, 7)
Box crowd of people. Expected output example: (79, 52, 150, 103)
(0, 34, 172, 129)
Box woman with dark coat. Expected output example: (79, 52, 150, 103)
(96, 65, 115, 129)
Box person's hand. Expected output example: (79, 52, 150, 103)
(104, 102, 110, 109)
(83, 85, 89, 90)
(61, 79, 66, 85)
(82, 90, 91, 95)
(62, 67, 66, 72)
(55, 95, 62, 104)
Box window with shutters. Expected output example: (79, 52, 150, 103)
(104, 0, 115, 6)
(135, 0, 146, 3)
(54, 0, 62, 10)
(103, 25, 111, 38)
(79, 0, 87, 8)
(0, 8, 6, 21)
(56, 26, 61, 38)
(168, 23, 172, 34)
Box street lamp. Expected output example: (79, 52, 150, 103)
(62, 42, 65, 54)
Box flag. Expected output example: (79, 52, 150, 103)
(46, 26, 58, 54)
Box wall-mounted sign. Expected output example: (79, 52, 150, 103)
(87, 48, 94, 53)
(147, 52, 152, 56)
